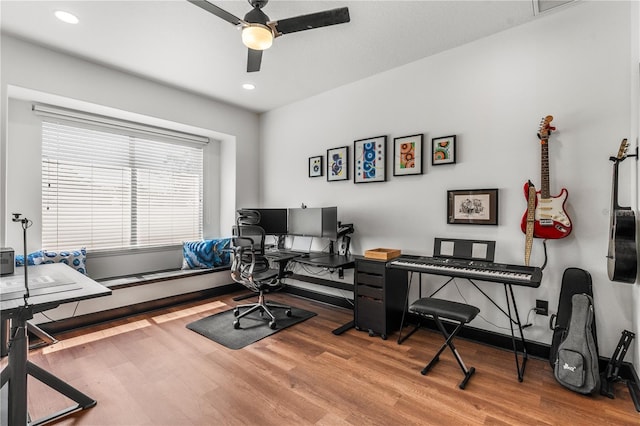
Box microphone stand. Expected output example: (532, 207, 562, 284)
(10, 214, 57, 350)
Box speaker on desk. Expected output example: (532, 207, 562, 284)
(338, 236, 350, 256)
(0, 247, 14, 276)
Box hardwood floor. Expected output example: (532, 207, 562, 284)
(10, 292, 639, 425)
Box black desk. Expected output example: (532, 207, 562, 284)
(1, 263, 111, 426)
(264, 250, 303, 279)
(289, 254, 356, 335)
(265, 250, 355, 279)
(294, 253, 355, 270)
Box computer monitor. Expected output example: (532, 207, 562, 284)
(244, 208, 288, 235)
(321, 207, 338, 240)
(288, 207, 338, 240)
(288, 207, 322, 238)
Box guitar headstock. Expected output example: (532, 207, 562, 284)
(538, 115, 556, 143)
(615, 138, 629, 161)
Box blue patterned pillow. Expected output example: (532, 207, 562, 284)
(15, 250, 44, 266)
(182, 238, 231, 269)
(41, 248, 87, 275)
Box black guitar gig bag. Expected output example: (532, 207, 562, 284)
(549, 268, 598, 368)
(553, 293, 600, 394)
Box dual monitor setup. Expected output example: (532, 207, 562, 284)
(243, 207, 340, 241)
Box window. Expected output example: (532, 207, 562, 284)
(41, 119, 204, 251)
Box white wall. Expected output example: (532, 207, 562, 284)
(260, 1, 637, 360)
(631, 0, 640, 373)
(1, 35, 261, 278)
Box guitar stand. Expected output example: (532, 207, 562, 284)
(600, 330, 640, 412)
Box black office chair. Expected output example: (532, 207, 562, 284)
(230, 209, 291, 329)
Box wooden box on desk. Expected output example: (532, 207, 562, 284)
(364, 248, 401, 261)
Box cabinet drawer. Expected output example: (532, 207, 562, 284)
(356, 260, 386, 275)
(356, 272, 384, 287)
(356, 296, 385, 331)
(356, 283, 383, 299)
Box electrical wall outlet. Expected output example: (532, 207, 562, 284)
(535, 299, 549, 316)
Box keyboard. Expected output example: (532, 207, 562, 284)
(388, 255, 542, 287)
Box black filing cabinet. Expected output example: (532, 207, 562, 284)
(354, 257, 408, 340)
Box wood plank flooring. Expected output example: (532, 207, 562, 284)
(8, 292, 639, 425)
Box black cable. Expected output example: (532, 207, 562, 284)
(541, 239, 549, 270)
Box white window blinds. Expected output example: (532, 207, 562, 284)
(42, 119, 204, 251)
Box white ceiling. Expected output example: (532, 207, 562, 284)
(0, 1, 569, 113)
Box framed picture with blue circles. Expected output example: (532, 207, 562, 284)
(353, 135, 387, 183)
(309, 155, 323, 177)
(326, 146, 349, 181)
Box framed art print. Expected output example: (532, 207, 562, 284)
(447, 188, 498, 225)
(432, 135, 456, 165)
(327, 146, 349, 181)
(354, 135, 387, 183)
(393, 134, 423, 176)
(309, 155, 323, 178)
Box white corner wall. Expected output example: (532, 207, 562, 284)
(260, 1, 637, 360)
(632, 0, 640, 374)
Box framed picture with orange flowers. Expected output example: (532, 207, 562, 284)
(432, 135, 456, 165)
(393, 134, 423, 176)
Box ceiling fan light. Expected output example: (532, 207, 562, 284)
(54, 10, 79, 24)
(242, 24, 273, 50)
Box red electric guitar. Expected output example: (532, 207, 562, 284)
(520, 115, 572, 239)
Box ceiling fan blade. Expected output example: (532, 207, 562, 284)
(187, 0, 244, 26)
(272, 7, 350, 35)
(247, 48, 263, 73)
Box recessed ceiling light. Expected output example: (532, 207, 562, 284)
(242, 83, 256, 90)
(54, 11, 79, 24)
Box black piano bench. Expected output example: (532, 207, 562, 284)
(409, 297, 480, 389)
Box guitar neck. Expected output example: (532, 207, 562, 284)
(611, 138, 630, 211)
(611, 161, 619, 210)
(540, 140, 550, 199)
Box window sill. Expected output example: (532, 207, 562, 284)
(88, 244, 182, 258)
(97, 265, 230, 290)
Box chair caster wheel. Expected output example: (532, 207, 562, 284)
(233, 320, 240, 329)
(285, 309, 292, 317)
(269, 321, 277, 329)
(381, 334, 387, 340)
(233, 309, 239, 317)
(368, 330, 375, 337)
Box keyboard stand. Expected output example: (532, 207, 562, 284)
(396, 273, 530, 382)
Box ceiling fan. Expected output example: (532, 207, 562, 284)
(188, 0, 350, 72)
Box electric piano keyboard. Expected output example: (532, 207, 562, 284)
(388, 255, 542, 287)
